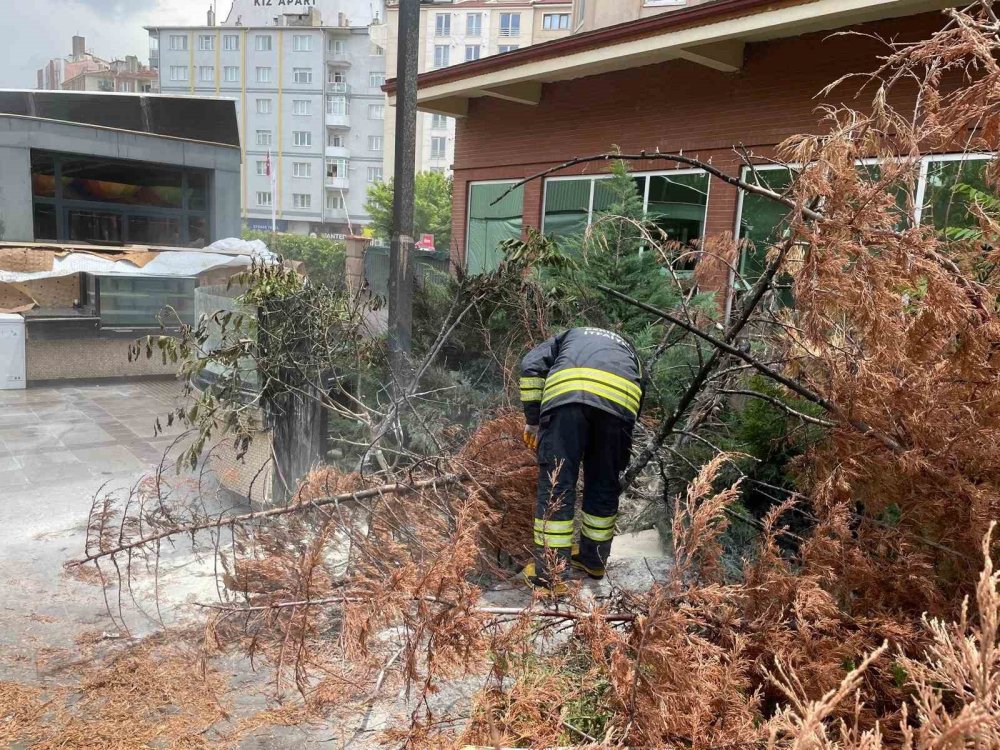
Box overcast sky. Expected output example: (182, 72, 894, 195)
(0, 0, 214, 88)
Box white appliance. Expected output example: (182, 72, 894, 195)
(0, 314, 26, 390)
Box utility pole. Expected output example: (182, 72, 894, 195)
(388, 0, 420, 375)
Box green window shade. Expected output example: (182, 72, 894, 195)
(921, 157, 993, 233)
(467, 182, 524, 275)
(543, 179, 590, 239)
(738, 168, 795, 284)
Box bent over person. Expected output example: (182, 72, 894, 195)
(519, 327, 644, 594)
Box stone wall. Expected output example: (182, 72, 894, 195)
(26, 337, 179, 381)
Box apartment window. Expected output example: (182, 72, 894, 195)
(431, 113, 448, 129)
(326, 192, 345, 210)
(293, 35, 312, 52)
(466, 12, 482, 37)
(197, 65, 214, 83)
(368, 135, 383, 152)
(370, 43, 384, 56)
(330, 38, 347, 54)
(329, 70, 346, 88)
(223, 66, 239, 82)
(369, 71, 386, 88)
(368, 103, 385, 120)
(255, 160, 267, 176)
(293, 99, 311, 116)
(327, 95, 348, 115)
(543, 13, 571, 30)
(168, 66, 189, 82)
(367, 166, 384, 183)
(293, 131, 312, 147)
(199, 34, 214, 51)
(433, 45, 450, 69)
(292, 162, 311, 178)
(327, 159, 348, 178)
(499, 13, 521, 37)
(223, 34, 239, 51)
(255, 129, 273, 146)
(467, 181, 524, 274)
(256, 66, 272, 84)
(293, 193, 312, 209)
(498, 45, 519, 53)
(256, 98, 272, 114)
(256, 191, 272, 207)
(168, 35, 187, 51)
(293, 67, 313, 84)
(435, 13, 451, 37)
(327, 132, 344, 147)
(465, 45, 481, 61)
(431, 137, 447, 159)
(255, 34, 272, 52)
(574, 0, 586, 28)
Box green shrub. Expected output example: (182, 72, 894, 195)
(241, 229, 346, 288)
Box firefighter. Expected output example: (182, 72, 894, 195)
(519, 326, 644, 594)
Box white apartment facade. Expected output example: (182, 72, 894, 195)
(149, 1, 386, 237)
(381, 0, 573, 179)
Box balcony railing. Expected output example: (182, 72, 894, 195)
(324, 205, 348, 221)
(326, 51, 351, 65)
(325, 176, 350, 190)
(326, 111, 350, 128)
(327, 81, 350, 94)
(498, 27, 520, 37)
(325, 145, 351, 159)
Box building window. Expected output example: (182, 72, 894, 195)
(256, 66, 272, 84)
(466, 12, 482, 37)
(198, 34, 214, 51)
(30, 150, 210, 249)
(293, 35, 312, 52)
(293, 130, 312, 147)
(431, 137, 447, 159)
(293, 99, 311, 116)
(329, 38, 346, 54)
(257, 191, 272, 207)
(169, 34, 188, 51)
(327, 158, 348, 179)
(224, 66, 239, 82)
(435, 13, 451, 36)
(198, 66, 214, 83)
(256, 98, 272, 114)
(327, 95, 348, 115)
(465, 45, 481, 61)
(431, 113, 448, 129)
(919, 155, 993, 231)
(293, 67, 313, 84)
(368, 135, 383, 152)
(292, 162, 311, 178)
(370, 43, 384, 56)
(433, 45, 450, 69)
(329, 68, 347, 86)
(255, 34, 272, 52)
(574, 0, 586, 28)
(499, 13, 521, 37)
(543, 13, 571, 30)
(256, 129, 273, 146)
(169, 66, 189, 82)
(327, 131, 344, 147)
(368, 103, 385, 120)
(223, 34, 239, 51)
(467, 181, 524, 274)
(326, 192, 345, 210)
(255, 160, 267, 176)
(369, 71, 386, 88)
(293, 193, 312, 209)
(498, 45, 519, 53)
(367, 166, 383, 183)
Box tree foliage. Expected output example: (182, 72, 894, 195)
(363, 171, 453, 250)
(241, 229, 346, 287)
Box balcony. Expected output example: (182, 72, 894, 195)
(326, 51, 351, 66)
(324, 204, 348, 222)
(326, 111, 351, 128)
(327, 82, 351, 94)
(325, 145, 351, 159)
(325, 175, 350, 190)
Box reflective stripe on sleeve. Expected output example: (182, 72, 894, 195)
(520, 389, 543, 402)
(519, 377, 546, 389)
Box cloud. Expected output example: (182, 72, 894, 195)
(0, 0, 208, 89)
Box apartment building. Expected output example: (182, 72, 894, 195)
(36, 36, 155, 93)
(569, 0, 710, 32)
(149, 1, 386, 237)
(381, 0, 573, 179)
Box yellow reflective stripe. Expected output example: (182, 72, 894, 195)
(582, 512, 616, 529)
(520, 377, 546, 389)
(581, 526, 614, 542)
(534, 518, 574, 532)
(542, 381, 639, 416)
(534, 532, 574, 548)
(520, 389, 543, 402)
(544, 367, 641, 401)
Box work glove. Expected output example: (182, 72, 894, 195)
(522, 424, 539, 451)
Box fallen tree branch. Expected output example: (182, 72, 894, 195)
(68, 473, 465, 567)
(719, 388, 837, 427)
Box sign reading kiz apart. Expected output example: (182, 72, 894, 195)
(222, 0, 380, 26)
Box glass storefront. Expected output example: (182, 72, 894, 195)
(30, 150, 210, 247)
